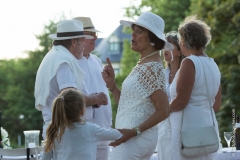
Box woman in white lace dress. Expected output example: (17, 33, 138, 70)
(102, 12, 173, 160)
(169, 15, 221, 160)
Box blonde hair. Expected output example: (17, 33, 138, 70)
(178, 15, 211, 50)
(44, 89, 85, 152)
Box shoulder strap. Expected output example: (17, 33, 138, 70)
(198, 57, 215, 126)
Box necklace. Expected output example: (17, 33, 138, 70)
(138, 51, 159, 64)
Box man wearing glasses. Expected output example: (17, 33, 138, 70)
(74, 17, 112, 160)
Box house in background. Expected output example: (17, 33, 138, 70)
(93, 25, 131, 74)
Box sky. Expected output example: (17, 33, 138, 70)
(0, 0, 139, 59)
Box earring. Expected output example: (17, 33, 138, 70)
(150, 42, 155, 46)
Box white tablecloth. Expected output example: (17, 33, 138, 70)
(216, 148, 240, 160)
(149, 148, 240, 160)
(108, 148, 240, 160)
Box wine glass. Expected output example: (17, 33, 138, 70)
(224, 132, 232, 148)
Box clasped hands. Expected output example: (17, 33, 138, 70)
(91, 92, 108, 108)
(109, 128, 136, 147)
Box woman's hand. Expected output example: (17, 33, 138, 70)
(109, 128, 136, 147)
(102, 57, 116, 90)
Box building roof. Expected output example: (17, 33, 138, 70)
(95, 38, 103, 47)
(93, 25, 131, 63)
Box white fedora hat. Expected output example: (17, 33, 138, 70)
(73, 17, 101, 32)
(120, 12, 174, 51)
(49, 20, 94, 40)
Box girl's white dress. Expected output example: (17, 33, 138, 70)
(42, 122, 122, 160)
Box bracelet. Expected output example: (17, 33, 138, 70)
(132, 128, 137, 136)
(132, 127, 141, 136)
(109, 83, 116, 92)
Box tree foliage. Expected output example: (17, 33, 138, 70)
(125, 0, 191, 32)
(0, 19, 58, 147)
(190, 0, 240, 146)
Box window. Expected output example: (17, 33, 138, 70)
(109, 35, 120, 52)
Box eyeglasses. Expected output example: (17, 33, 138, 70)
(84, 32, 98, 37)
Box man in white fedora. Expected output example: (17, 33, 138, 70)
(73, 17, 112, 160)
(34, 19, 108, 139)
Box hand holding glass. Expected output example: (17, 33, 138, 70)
(224, 132, 232, 148)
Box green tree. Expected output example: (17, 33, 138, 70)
(189, 0, 240, 146)
(125, 0, 191, 32)
(0, 19, 59, 148)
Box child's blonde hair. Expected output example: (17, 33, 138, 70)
(44, 89, 85, 152)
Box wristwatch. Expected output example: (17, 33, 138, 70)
(133, 127, 141, 136)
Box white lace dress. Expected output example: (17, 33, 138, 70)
(115, 62, 166, 130)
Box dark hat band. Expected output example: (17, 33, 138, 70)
(57, 31, 84, 37)
(84, 26, 95, 29)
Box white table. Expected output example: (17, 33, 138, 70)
(216, 148, 240, 160)
(149, 148, 240, 160)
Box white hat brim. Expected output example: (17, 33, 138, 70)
(48, 34, 93, 40)
(84, 28, 102, 33)
(120, 20, 174, 51)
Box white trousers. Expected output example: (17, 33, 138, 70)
(110, 127, 157, 160)
(157, 118, 172, 160)
(170, 111, 183, 160)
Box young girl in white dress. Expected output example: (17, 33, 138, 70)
(42, 89, 122, 160)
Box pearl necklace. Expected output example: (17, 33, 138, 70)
(138, 51, 159, 64)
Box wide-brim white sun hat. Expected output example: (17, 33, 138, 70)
(49, 20, 94, 40)
(120, 12, 174, 51)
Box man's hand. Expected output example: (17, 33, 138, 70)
(84, 92, 108, 107)
(93, 92, 108, 107)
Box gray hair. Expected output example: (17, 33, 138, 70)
(178, 15, 211, 50)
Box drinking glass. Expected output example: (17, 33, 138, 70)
(224, 132, 232, 148)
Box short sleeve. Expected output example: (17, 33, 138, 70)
(56, 63, 77, 90)
(91, 123, 122, 141)
(138, 63, 166, 98)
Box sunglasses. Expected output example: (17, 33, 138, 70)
(165, 31, 179, 41)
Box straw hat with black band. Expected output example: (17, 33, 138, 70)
(49, 20, 93, 40)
